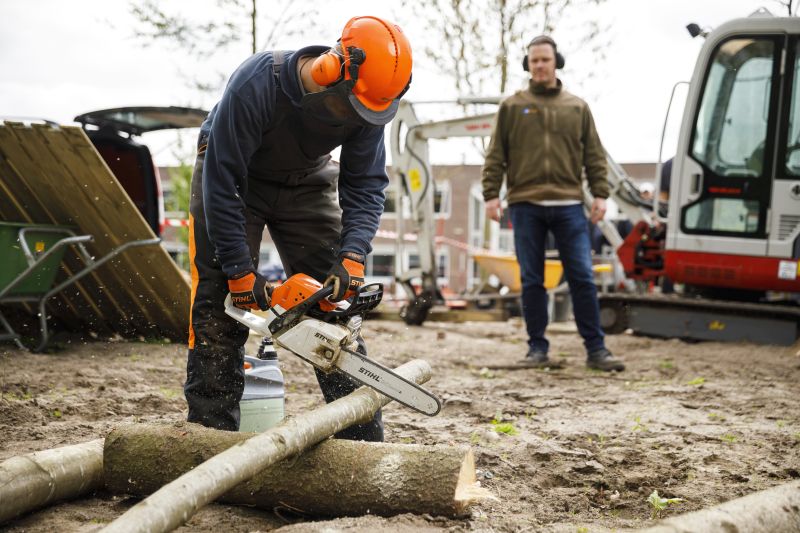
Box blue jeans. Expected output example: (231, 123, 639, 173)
(509, 203, 605, 354)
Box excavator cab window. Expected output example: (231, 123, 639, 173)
(692, 38, 774, 178)
(783, 40, 800, 176)
(682, 36, 781, 238)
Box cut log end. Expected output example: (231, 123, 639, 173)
(453, 448, 498, 514)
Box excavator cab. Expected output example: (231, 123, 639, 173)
(666, 16, 800, 293)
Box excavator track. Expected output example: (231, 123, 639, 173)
(599, 293, 800, 346)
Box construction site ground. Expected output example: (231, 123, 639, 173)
(1, 319, 799, 532)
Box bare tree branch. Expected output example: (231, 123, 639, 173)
(399, 0, 610, 97)
(127, 0, 322, 95)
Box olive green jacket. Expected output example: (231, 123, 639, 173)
(482, 80, 609, 203)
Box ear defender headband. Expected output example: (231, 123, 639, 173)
(522, 35, 565, 71)
(311, 43, 367, 87)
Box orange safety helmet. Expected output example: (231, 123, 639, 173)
(310, 16, 412, 125)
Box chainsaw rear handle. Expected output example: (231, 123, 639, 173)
(271, 282, 383, 333)
(225, 282, 384, 336)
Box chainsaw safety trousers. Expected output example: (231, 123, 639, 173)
(186, 150, 384, 440)
(186, 49, 387, 439)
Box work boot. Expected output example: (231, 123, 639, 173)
(520, 348, 551, 368)
(587, 348, 625, 372)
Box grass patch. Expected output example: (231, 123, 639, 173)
(720, 434, 737, 444)
(632, 416, 649, 432)
(491, 418, 519, 436)
(687, 377, 706, 386)
(1, 390, 32, 401)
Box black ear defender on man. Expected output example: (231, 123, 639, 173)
(522, 35, 566, 71)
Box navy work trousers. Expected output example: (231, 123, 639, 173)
(509, 203, 606, 354)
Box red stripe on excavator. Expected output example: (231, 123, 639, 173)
(664, 250, 800, 292)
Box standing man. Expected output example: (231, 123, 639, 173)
(482, 35, 624, 371)
(186, 16, 413, 439)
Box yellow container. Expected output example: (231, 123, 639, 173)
(472, 253, 563, 292)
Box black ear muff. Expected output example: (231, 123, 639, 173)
(523, 35, 566, 71)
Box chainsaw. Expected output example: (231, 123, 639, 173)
(224, 273, 441, 416)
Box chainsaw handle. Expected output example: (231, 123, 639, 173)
(298, 283, 336, 312)
(266, 283, 335, 334)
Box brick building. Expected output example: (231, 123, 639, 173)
(160, 162, 656, 294)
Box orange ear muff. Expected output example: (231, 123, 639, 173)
(311, 52, 343, 87)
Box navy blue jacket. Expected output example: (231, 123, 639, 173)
(199, 47, 389, 276)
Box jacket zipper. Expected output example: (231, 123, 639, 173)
(544, 107, 550, 179)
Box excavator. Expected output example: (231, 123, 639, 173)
(390, 11, 800, 345)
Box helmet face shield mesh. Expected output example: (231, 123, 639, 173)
(300, 79, 397, 127)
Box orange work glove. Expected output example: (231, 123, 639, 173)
(324, 252, 365, 302)
(228, 271, 272, 311)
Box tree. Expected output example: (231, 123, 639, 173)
(772, 0, 800, 15)
(397, 0, 609, 97)
(128, 0, 321, 94)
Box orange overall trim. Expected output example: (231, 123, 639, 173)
(188, 214, 199, 349)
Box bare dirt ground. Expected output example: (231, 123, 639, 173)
(1, 318, 799, 532)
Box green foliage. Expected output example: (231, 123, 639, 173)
(720, 434, 737, 444)
(51, 409, 62, 418)
(2, 390, 32, 401)
(707, 412, 726, 422)
(490, 413, 518, 435)
(648, 490, 684, 519)
(165, 163, 193, 270)
(659, 360, 674, 370)
(687, 377, 706, 386)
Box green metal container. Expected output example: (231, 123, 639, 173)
(0, 222, 70, 296)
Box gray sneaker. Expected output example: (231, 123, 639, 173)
(587, 348, 625, 372)
(520, 349, 551, 368)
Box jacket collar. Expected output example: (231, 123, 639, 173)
(529, 78, 563, 96)
(279, 45, 330, 106)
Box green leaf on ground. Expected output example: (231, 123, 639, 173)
(648, 489, 684, 519)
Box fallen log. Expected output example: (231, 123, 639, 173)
(639, 480, 800, 533)
(100, 359, 439, 533)
(0, 439, 104, 524)
(104, 421, 485, 517)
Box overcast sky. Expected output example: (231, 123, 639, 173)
(0, 0, 777, 167)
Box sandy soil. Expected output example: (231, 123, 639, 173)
(1, 318, 799, 532)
